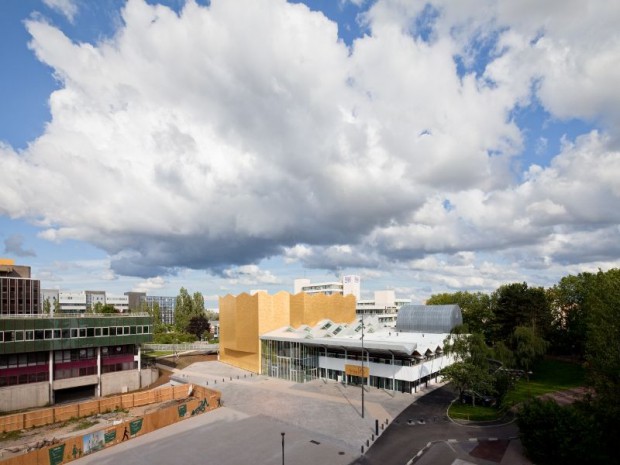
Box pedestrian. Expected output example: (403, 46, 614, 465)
(122, 426, 129, 441)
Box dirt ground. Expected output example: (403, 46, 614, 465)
(0, 354, 216, 460)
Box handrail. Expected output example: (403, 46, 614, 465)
(0, 312, 151, 319)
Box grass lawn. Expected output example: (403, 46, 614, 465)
(143, 351, 175, 357)
(448, 359, 585, 420)
(449, 402, 503, 421)
(503, 358, 585, 407)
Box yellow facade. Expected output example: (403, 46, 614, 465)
(0, 258, 15, 265)
(219, 291, 356, 374)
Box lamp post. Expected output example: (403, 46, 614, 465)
(361, 312, 365, 419)
(281, 432, 285, 465)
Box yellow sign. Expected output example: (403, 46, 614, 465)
(345, 364, 369, 378)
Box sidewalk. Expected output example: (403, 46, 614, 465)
(170, 361, 446, 454)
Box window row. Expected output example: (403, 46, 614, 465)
(0, 351, 48, 369)
(55, 366, 97, 380)
(0, 325, 151, 342)
(0, 371, 49, 387)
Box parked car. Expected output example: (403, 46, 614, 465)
(461, 391, 497, 407)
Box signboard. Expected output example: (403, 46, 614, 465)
(104, 430, 117, 444)
(345, 364, 369, 378)
(48, 444, 65, 465)
(129, 418, 143, 436)
(178, 404, 187, 418)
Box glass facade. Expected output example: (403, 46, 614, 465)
(261, 339, 443, 393)
(261, 340, 320, 383)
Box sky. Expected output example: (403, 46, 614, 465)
(1, 0, 619, 305)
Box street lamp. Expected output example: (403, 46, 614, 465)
(281, 432, 285, 465)
(361, 313, 365, 418)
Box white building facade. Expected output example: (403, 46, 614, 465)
(260, 304, 462, 394)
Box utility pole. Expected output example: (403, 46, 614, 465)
(361, 312, 365, 418)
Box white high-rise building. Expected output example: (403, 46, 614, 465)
(293, 275, 361, 301)
(293, 277, 410, 326)
(357, 290, 411, 325)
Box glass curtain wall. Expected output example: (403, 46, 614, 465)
(261, 340, 319, 383)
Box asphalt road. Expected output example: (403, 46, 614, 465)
(351, 385, 519, 465)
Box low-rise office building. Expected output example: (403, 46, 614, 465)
(0, 313, 155, 411)
(1, 260, 156, 411)
(260, 304, 461, 393)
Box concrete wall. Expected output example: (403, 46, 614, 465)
(0, 382, 49, 412)
(140, 367, 159, 387)
(100, 370, 140, 396)
(53, 374, 99, 390)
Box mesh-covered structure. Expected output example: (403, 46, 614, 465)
(395, 304, 462, 334)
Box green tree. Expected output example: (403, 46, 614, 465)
(547, 272, 593, 357)
(193, 292, 205, 314)
(518, 398, 602, 465)
(511, 326, 548, 379)
(492, 283, 552, 342)
(99, 304, 117, 314)
(174, 287, 194, 332)
(42, 298, 51, 314)
(443, 328, 495, 405)
(187, 314, 211, 340)
(174, 288, 206, 333)
(426, 291, 494, 339)
(584, 268, 620, 453)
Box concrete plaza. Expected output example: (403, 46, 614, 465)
(72, 360, 440, 465)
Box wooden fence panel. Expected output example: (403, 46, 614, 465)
(0, 415, 24, 433)
(132, 392, 152, 407)
(99, 396, 122, 413)
(120, 394, 134, 409)
(77, 400, 99, 418)
(53, 404, 79, 423)
(24, 410, 54, 429)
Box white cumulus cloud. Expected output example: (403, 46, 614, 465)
(0, 0, 619, 295)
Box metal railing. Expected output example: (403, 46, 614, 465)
(0, 312, 151, 319)
(143, 343, 219, 352)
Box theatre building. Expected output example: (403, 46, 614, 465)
(219, 290, 461, 393)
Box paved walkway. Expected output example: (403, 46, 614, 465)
(162, 361, 446, 459)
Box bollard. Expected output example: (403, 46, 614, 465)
(366, 440, 369, 447)
(223, 378, 225, 382)
(381, 423, 384, 430)
(385, 419, 388, 425)
(230, 377, 232, 381)
(375, 419, 379, 435)
(361, 445, 364, 454)
(372, 434, 374, 441)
